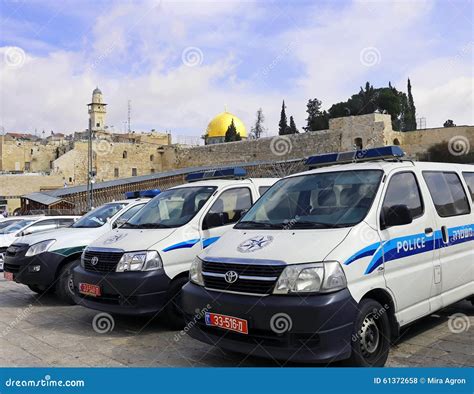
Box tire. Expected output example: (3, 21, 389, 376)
(163, 276, 189, 330)
(346, 298, 391, 367)
(55, 259, 80, 305)
(27, 284, 53, 295)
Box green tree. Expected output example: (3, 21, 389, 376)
(278, 100, 289, 135)
(251, 108, 266, 139)
(288, 116, 299, 134)
(405, 78, 417, 130)
(443, 119, 456, 127)
(304, 98, 329, 131)
(224, 119, 242, 142)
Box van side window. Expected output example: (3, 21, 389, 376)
(204, 188, 252, 229)
(423, 172, 471, 217)
(259, 186, 271, 196)
(462, 172, 474, 201)
(382, 172, 423, 219)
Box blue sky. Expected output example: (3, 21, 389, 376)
(1, 0, 472, 137)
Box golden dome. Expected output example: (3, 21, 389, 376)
(206, 111, 247, 138)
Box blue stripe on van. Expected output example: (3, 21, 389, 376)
(162, 237, 221, 252)
(360, 223, 474, 275)
(162, 239, 200, 252)
(202, 237, 220, 248)
(344, 242, 381, 265)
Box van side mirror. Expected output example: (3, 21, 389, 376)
(381, 205, 413, 230)
(203, 213, 224, 230)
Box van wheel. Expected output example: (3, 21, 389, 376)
(27, 284, 53, 295)
(346, 299, 391, 367)
(163, 277, 188, 330)
(55, 260, 79, 305)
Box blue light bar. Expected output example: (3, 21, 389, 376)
(186, 167, 247, 182)
(125, 191, 140, 199)
(139, 189, 161, 198)
(305, 146, 404, 167)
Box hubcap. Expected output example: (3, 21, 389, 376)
(67, 275, 75, 295)
(359, 314, 380, 356)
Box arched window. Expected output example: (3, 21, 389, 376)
(393, 138, 400, 146)
(354, 137, 363, 150)
(123, 151, 128, 159)
(150, 154, 154, 161)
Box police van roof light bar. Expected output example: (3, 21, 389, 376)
(305, 146, 404, 167)
(186, 167, 247, 182)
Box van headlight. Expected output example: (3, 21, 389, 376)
(189, 257, 204, 286)
(116, 251, 163, 272)
(273, 262, 347, 294)
(25, 240, 56, 257)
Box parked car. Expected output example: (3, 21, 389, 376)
(73, 168, 279, 328)
(182, 146, 474, 367)
(2, 199, 149, 303)
(0, 216, 78, 272)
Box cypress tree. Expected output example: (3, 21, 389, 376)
(278, 100, 288, 135)
(225, 119, 241, 142)
(289, 116, 299, 134)
(406, 78, 417, 130)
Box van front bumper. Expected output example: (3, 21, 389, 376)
(3, 245, 63, 287)
(182, 282, 358, 363)
(73, 265, 171, 316)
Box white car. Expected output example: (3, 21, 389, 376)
(73, 168, 278, 328)
(2, 199, 149, 303)
(182, 146, 474, 366)
(0, 216, 78, 271)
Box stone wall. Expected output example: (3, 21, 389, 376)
(0, 174, 64, 213)
(161, 113, 393, 170)
(0, 137, 69, 173)
(53, 141, 166, 184)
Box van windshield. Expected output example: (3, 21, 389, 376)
(122, 186, 216, 229)
(73, 203, 127, 228)
(236, 170, 383, 229)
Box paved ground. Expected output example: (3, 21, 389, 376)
(0, 277, 472, 367)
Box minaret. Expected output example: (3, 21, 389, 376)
(87, 87, 107, 131)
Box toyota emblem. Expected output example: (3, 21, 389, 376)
(91, 256, 99, 266)
(224, 271, 239, 284)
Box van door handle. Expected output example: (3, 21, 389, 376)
(424, 227, 433, 235)
(441, 225, 449, 244)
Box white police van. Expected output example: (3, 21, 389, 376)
(0, 215, 78, 272)
(73, 168, 278, 328)
(3, 198, 150, 303)
(183, 147, 474, 366)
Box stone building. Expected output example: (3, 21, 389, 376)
(88, 87, 107, 131)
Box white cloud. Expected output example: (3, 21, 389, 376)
(0, 0, 472, 138)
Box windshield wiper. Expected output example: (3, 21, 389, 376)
(236, 221, 284, 229)
(290, 221, 348, 229)
(135, 223, 173, 229)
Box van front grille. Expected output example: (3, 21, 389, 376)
(202, 260, 285, 295)
(83, 251, 123, 273)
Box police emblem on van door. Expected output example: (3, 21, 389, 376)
(103, 233, 128, 245)
(237, 236, 274, 253)
(224, 271, 239, 283)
